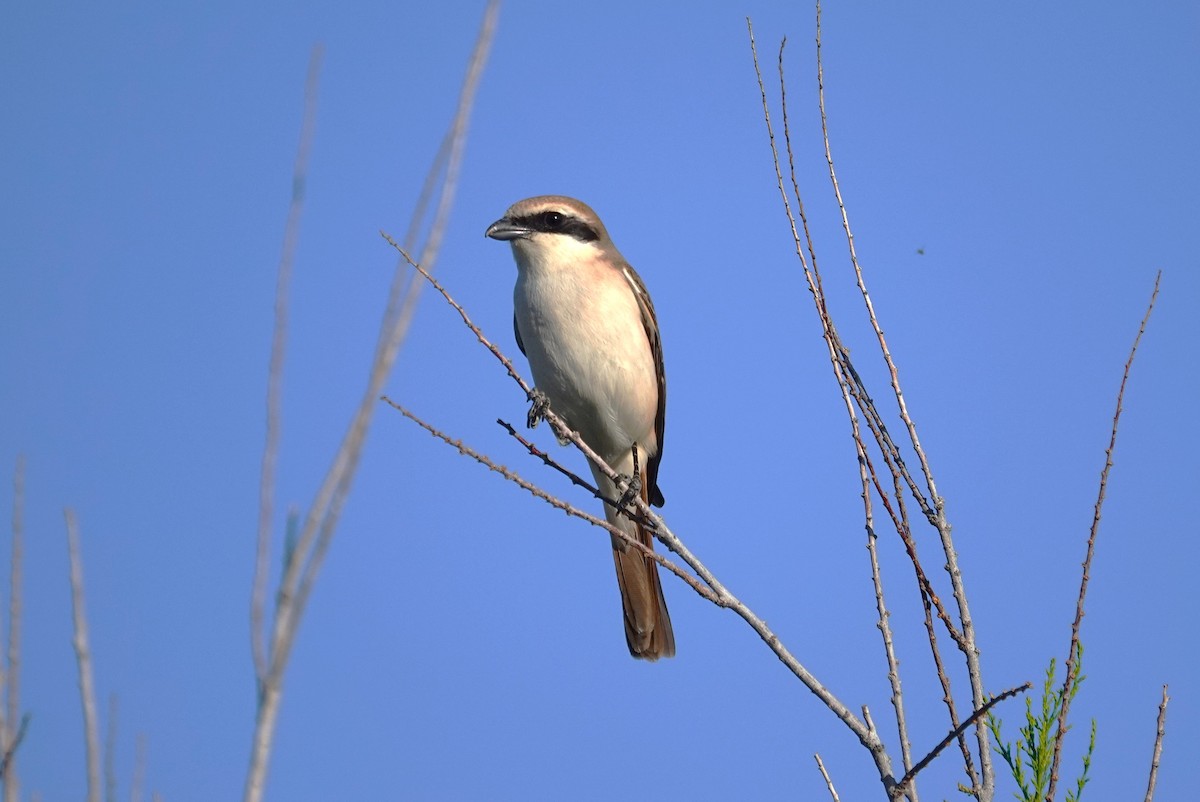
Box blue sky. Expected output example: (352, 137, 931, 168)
(2, 1, 1197, 799)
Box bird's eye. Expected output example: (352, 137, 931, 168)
(541, 211, 565, 229)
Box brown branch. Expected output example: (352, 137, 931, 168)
(1047, 271, 1161, 801)
(66, 509, 101, 802)
(892, 682, 1032, 799)
(1144, 684, 1168, 802)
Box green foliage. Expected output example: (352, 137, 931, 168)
(986, 643, 1095, 802)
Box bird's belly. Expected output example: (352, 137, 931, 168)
(516, 275, 657, 462)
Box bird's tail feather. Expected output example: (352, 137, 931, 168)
(606, 472, 675, 660)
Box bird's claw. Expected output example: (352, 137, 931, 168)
(526, 389, 551, 430)
(615, 471, 642, 517)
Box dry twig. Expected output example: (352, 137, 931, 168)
(1047, 271, 1161, 800)
(131, 734, 147, 802)
(893, 683, 1031, 798)
(105, 694, 118, 802)
(66, 509, 101, 802)
(0, 716, 28, 783)
(815, 753, 841, 801)
(1143, 684, 1168, 802)
(2, 458, 24, 800)
(251, 42, 324, 686)
(383, 399, 718, 604)
(812, 1, 996, 791)
(244, 8, 499, 799)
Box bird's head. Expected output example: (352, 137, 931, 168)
(485, 195, 613, 270)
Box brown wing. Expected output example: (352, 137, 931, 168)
(620, 263, 666, 507)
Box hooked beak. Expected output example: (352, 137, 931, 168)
(485, 217, 532, 241)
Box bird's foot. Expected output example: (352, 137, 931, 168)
(528, 389, 571, 445)
(614, 471, 642, 518)
(526, 388, 551, 429)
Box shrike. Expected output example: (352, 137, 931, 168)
(486, 195, 675, 660)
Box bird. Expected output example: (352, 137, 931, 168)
(485, 195, 675, 660)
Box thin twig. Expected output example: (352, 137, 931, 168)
(131, 733, 147, 802)
(779, 33, 919, 794)
(66, 509, 101, 802)
(381, 233, 530, 392)
(385, 0, 498, 353)
(499, 419, 602, 496)
(281, 0, 502, 663)
(1047, 271, 1161, 801)
(892, 682, 1032, 798)
(3, 457, 23, 801)
(0, 716, 28, 782)
(105, 695, 118, 802)
(497, 419, 657, 530)
(252, 42, 324, 687)
(243, 6, 498, 801)
(384, 399, 718, 604)
(1143, 684, 1168, 802)
(817, 0, 940, 529)
(814, 753, 842, 802)
(750, 15, 905, 795)
(813, 1, 992, 793)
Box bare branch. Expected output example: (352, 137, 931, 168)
(243, 5, 498, 801)
(66, 509, 101, 802)
(1048, 271, 1161, 800)
(384, 398, 719, 604)
(812, 1, 993, 792)
(252, 42, 325, 687)
(748, 14, 910, 796)
(778, 31, 920, 792)
(3, 457, 23, 801)
(279, 0, 500, 670)
(105, 695, 118, 802)
(0, 716, 28, 783)
(131, 733, 147, 802)
(380, 234, 532, 394)
(814, 753, 841, 802)
(1144, 684, 1169, 802)
(497, 419, 658, 531)
(893, 682, 1032, 799)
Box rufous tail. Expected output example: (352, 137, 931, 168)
(609, 475, 674, 660)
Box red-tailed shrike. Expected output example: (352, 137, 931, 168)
(486, 195, 674, 660)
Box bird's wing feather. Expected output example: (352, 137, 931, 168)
(620, 264, 666, 507)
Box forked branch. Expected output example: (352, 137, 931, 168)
(244, 4, 500, 801)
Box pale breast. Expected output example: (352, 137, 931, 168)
(514, 257, 658, 463)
